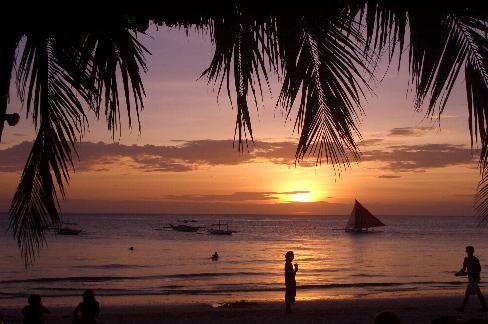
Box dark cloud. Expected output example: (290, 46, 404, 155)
(363, 143, 476, 172)
(388, 127, 433, 137)
(358, 138, 383, 146)
(452, 193, 475, 198)
(378, 175, 401, 179)
(162, 191, 310, 202)
(279, 191, 310, 195)
(0, 141, 476, 174)
(36, 198, 347, 215)
(0, 140, 301, 173)
(0, 141, 32, 172)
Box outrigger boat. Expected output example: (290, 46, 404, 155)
(56, 221, 82, 235)
(345, 200, 385, 233)
(169, 224, 201, 232)
(208, 221, 232, 235)
(57, 227, 82, 235)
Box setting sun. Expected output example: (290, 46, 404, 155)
(274, 177, 328, 203)
(290, 192, 313, 202)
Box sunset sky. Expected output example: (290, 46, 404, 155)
(0, 27, 481, 216)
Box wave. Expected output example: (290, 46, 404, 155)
(0, 272, 274, 285)
(351, 274, 387, 278)
(72, 264, 151, 270)
(0, 280, 473, 300)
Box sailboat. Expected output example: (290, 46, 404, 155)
(345, 200, 385, 233)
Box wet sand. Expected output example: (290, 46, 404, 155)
(2, 296, 488, 324)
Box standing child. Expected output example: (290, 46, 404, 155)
(284, 251, 298, 314)
(22, 295, 50, 324)
(456, 245, 488, 312)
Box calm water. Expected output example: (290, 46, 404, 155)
(1, 213, 487, 307)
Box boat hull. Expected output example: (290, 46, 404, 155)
(170, 224, 200, 232)
(208, 229, 232, 235)
(345, 227, 381, 234)
(57, 228, 82, 235)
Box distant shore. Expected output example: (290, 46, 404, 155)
(2, 295, 488, 324)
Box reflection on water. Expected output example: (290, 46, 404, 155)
(0, 214, 487, 306)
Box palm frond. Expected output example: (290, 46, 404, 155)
(351, 4, 471, 116)
(202, 13, 276, 151)
(476, 164, 488, 224)
(403, 12, 488, 218)
(10, 33, 90, 265)
(0, 32, 22, 141)
(462, 17, 488, 221)
(83, 29, 149, 136)
(9, 28, 149, 264)
(352, 3, 488, 219)
(276, 15, 372, 169)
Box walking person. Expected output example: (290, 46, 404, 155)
(456, 246, 488, 313)
(284, 251, 298, 314)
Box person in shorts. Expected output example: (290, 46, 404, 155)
(457, 245, 488, 312)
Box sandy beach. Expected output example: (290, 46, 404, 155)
(2, 295, 488, 324)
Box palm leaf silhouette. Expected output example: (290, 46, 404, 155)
(202, 14, 276, 151)
(0, 33, 22, 142)
(9, 29, 149, 264)
(351, 3, 488, 221)
(83, 29, 149, 135)
(11, 33, 91, 264)
(275, 14, 372, 168)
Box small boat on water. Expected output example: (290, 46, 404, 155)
(54, 220, 82, 235)
(57, 227, 82, 235)
(208, 221, 233, 235)
(169, 224, 201, 232)
(345, 200, 385, 233)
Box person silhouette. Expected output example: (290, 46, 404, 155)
(457, 245, 488, 313)
(22, 294, 50, 324)
(284, 251, 298, 314)
(374, 311, 401, 324)
(73, 290, 100, 324)
(212, 252, 219, 261)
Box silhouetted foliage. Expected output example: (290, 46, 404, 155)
(1, 2, 488, 264)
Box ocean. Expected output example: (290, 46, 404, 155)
(1, 213, 487, 307)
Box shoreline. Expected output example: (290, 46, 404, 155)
(3, 295, 488, 324)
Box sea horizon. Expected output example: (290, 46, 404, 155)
(1, 212, 481, 218)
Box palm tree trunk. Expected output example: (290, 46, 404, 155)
(0, 32, 21, 142)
